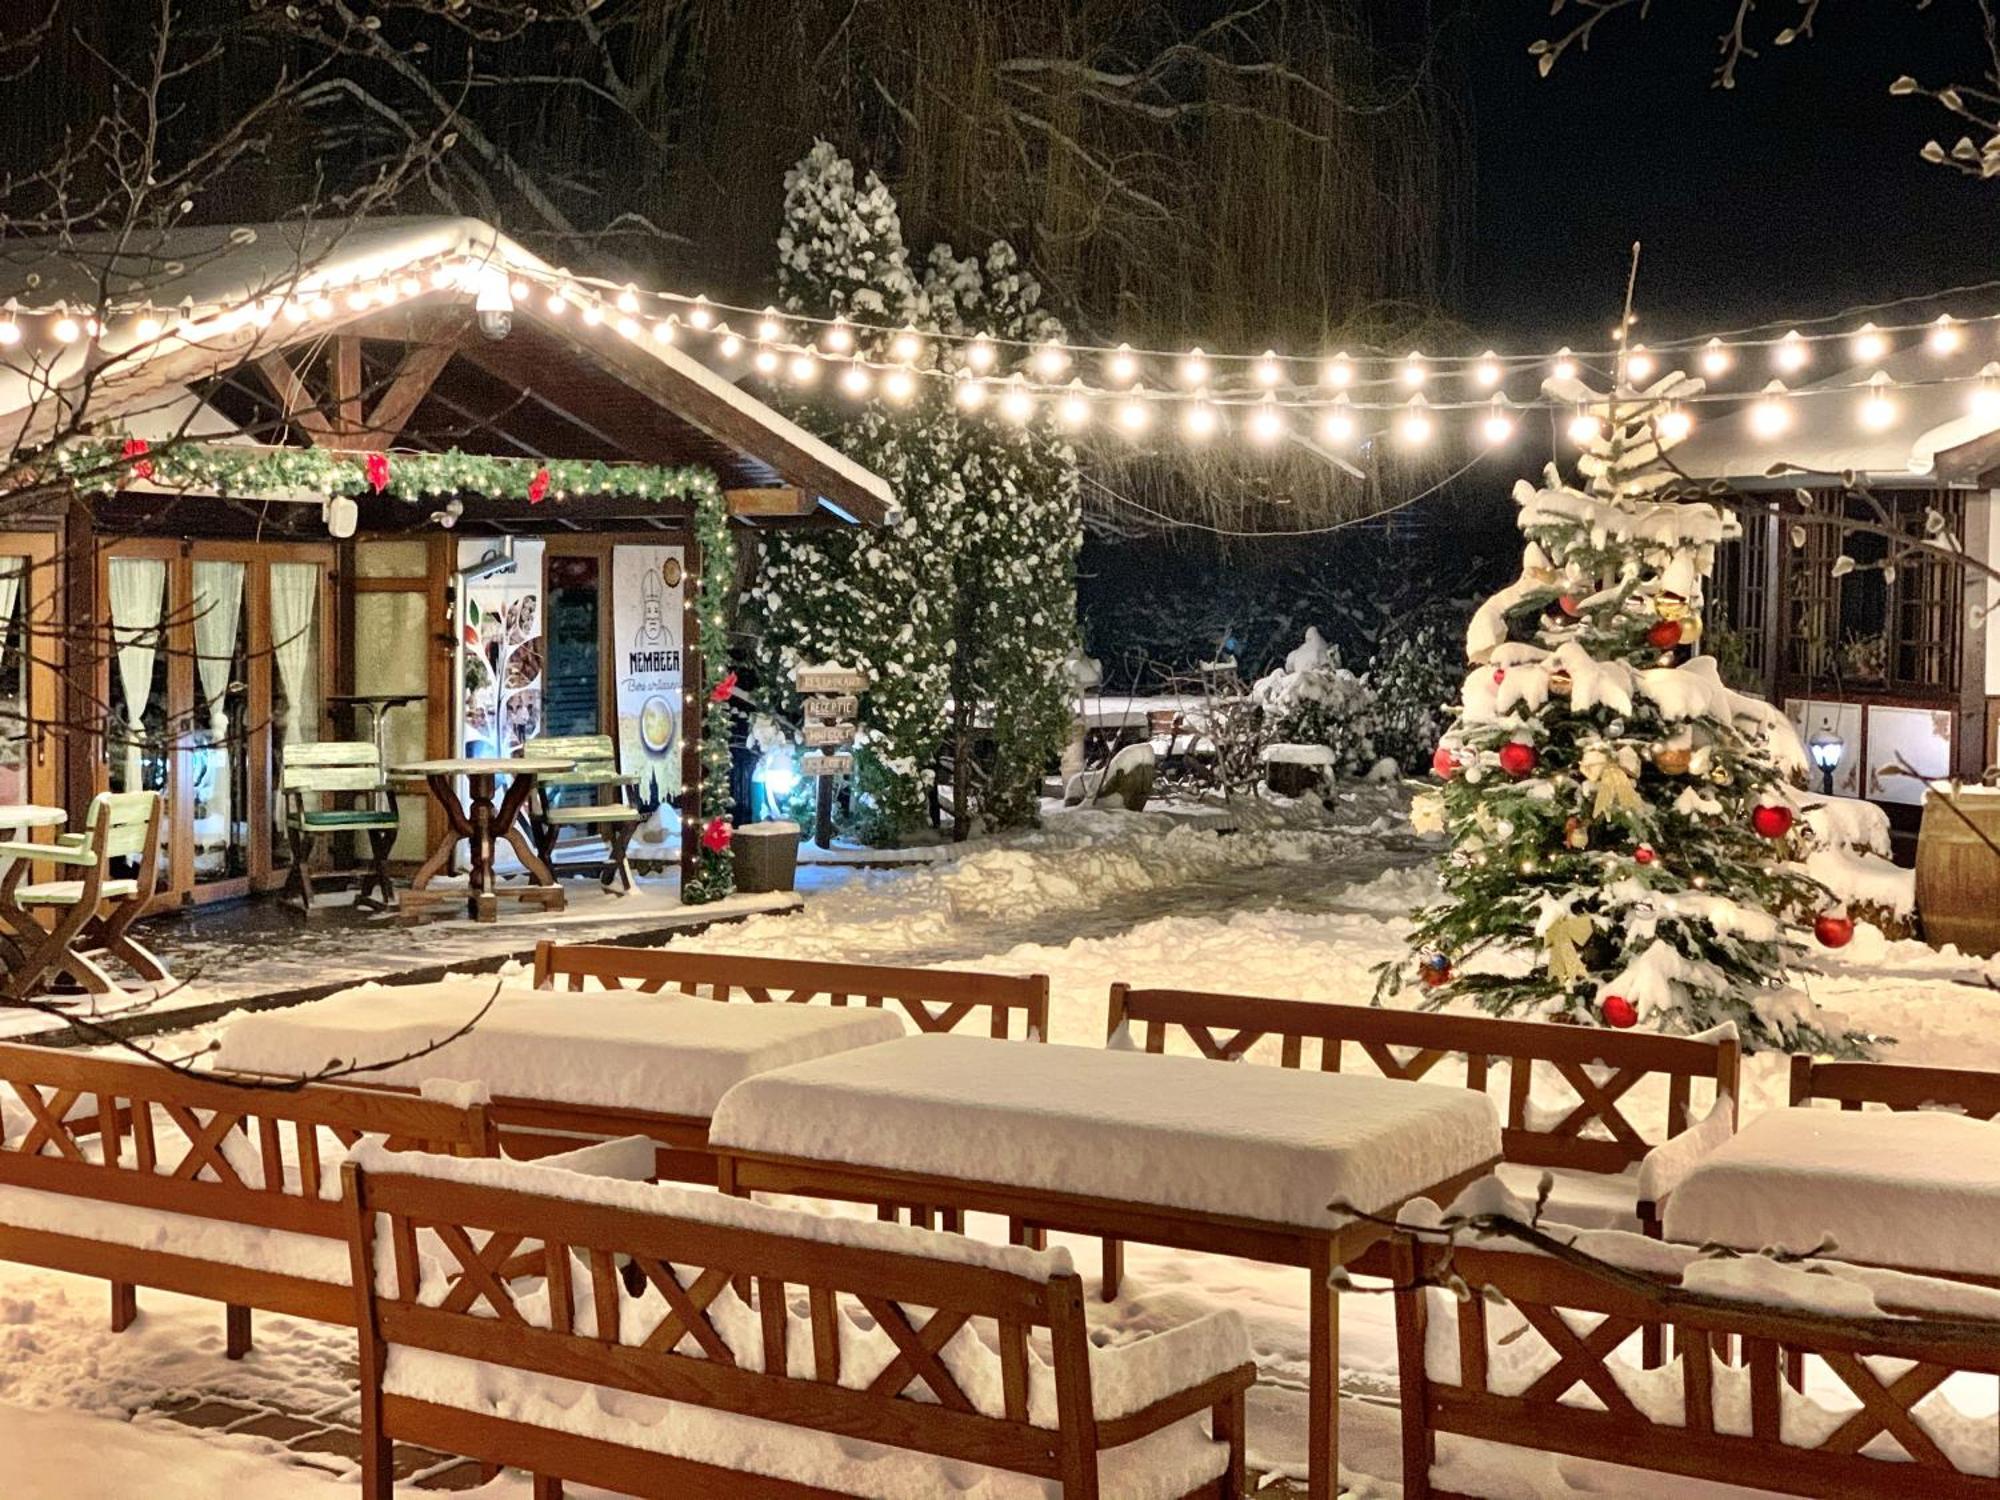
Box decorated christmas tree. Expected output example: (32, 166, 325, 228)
(1384, 370, 1867, 1055)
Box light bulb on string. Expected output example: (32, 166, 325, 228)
(544, 291, 567, 316)
(787, 352, 818, 385)
(1859, 371, 1898, 430)
(999, 376, 1036, 425)
(51, 313, 80, 343)
(1178, 348, 1210, 387)
(1750, 380, 1792, 438)
(1928, 313, 1963, 354)
(1033, 342, 1070, 380)
(890, 325, 923, 364)
(753, 348, 779, 375)
(1973, 364, 2000, 421)
(616, 287, 640, 315)
(1700, 338, 1731, 377)
(653, 317, 677, 343)
(716, 326, 742, 359)
(1400, 351, 1427, 388)
(1552, 347, 1578, 382)
(1322, 353, 1354, 388)
(882, 368, 916, 403)
(0, 317, 21, 347)
(282, 300, 307, 325)
(1473, 351, 1503, 389)
(1254, 350, 1284, 388)
(756, 308, 784, 342)
(1248, 393, 1288, 444)
(1479, 398, 1514, 446)
(1107, 343, 1139, 385)
(1567, 409, 1602, 445)
(966, 335, 997, 374)
(1319, 396, 1355, 445)
(954, 372, 988, 410)
(509, 279, 532, 302)
(583, 298, 608, 327)
(839, 360, 872, 398)
(1851, 322, 1888, 363)
(1116, 390, 1153, 436)
(1623, 344, 1655, 385)
(823, 318, 853, 353)
(1182, 397, 1219, 440)
(133, 314, 162, 344)
(615, 315, 642, 340)
(1396, 394, 1433, 446)
(1656, 406, 1693, 444)
(1056, 381, 1091, 429)
(686, 296, 713, 331)
(1773, 330, 1808, 374)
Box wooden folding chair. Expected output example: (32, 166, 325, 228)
(520, 733, 642, 893)
(0, 790, 166, 999)
(280, 741, 401, 913)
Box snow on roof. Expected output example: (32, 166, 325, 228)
(0, 216, 895, 522)
(1667, 337, 2000, 486)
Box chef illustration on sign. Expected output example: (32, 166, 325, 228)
(623, 560, 683, 827)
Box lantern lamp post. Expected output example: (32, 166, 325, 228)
(1807, 720, 1846, 797)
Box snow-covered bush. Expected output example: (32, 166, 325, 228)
(1367, 619, 1461, 774)
(1250, 628, 1379, 778)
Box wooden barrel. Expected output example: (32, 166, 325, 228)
(1915, 786, 2000, 957)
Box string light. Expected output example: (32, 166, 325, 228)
(51, 315, 80, 343)
(1552, 347, 1578, 382)
(1179, 348, 1211, 387)
(1479, 399, 1514, 446)
(1972, 364, 2000, 421)
(544, 291, 567, 316)
(756, 308, 784, 342)
(686, 296, 713, 330)
(1624, 344, 1656, 384)
(823, 318, 852, 353)
(1473, 351, 1503, 389)
(580, 297, 605, 325)
(1033, 342, 1070, 380)
(1319, 396, 1356, 445)
(616, 287, 640, 315)
(0, 319, 22, 347)
(1056, 381, 1091, 429)
(1117, 392, 1154, 436)
(787, 352, 818, 384)
(1322, 353, 1354, 388)
(1254, 350, 1283, 388)
(753, 348, 779, 375)
(954, 372, 988, 410)
(133, 315, 162, 343)
(1657, 406, 1693, 443)
(615, 315, 641, 340)
(882, 367, 916, 403)
(1183, 397, 1219, 440)
(1750, 380, 1792, 438)
(1247, 393, 1287, 444)
(1929, 313, 1964, 354)
(999, 376, 1036, 424)
(1107, 343, 1139, 385)
(890, 324, 923, 364)
(966, 335, 998, 373)
(1397, 395, 1434, 446)
(653, 317, 677, 343)
(1567, 410, 1601, 445)
(1851, 322, 1888, 363)
(716, 326, 742, 358)
(1700, 338, 1731, 377)
(1859, 371, 1898, 430)
(1773, 329, 1809, 374)
(839, 360, 872, 398)
(1400, 351, 1428, 388)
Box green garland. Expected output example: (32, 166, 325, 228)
(57, 438, 722, 509)
(682, 479, 739, 904)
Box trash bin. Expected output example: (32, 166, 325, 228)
(733, 820, 802, 894)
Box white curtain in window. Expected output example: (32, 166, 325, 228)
(269, 562, 320, 751)
(107, 557, 167, 791)
(192, 560, 245, 846)
(0, 558, 24, 780)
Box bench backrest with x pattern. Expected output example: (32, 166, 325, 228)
(534, 941, 1051, 1042)
(1789, 1054, 2000, 1120)
(1108, 985, 1739, 1174)
(0, 1042, 495, 1319)
(1391, 1232, 2000, 1500)
(346, 1158, 1122, 1497)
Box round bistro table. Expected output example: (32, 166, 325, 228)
(0, 804, 68, 969)
(392, 757, 574, 923)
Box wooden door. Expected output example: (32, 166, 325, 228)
(0, 532, 60, 812)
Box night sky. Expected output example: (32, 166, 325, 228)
(1464, 4, 2000, 345)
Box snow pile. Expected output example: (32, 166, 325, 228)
(1249, 628, 1380, 778)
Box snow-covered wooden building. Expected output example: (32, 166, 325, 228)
(0, 217, 892, 908)
(1668, 344, 1999, 835)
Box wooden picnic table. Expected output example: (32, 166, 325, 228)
(1662, 1106, 2000, 1282)
(392, 755, 574, 923)
(211, 978, 907, 1182)
(708, 1032, 1504, 1500)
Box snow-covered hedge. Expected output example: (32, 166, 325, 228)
(1250, 628, 1379, 778)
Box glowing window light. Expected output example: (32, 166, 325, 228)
(1773, 329, 1809, 373)
(1106, 343, 1139, 385)
(1247, 395, 1288, 444)
(1254, 350, 1283, 387)
(1929, 313, 1963, 354)
(1396, 395, 1433, 446)
(1700, 338, 1731, 377)
(1178, 348, 1210, 387)
(1851, 323, 1888, 363)
(1473, 351, 1503, 389)
(1319, 396, 1355, 445)
(1750, 381, 1792, 438)
(1322, 353, 1354, 388)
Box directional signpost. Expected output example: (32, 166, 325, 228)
(793, 666, 868, 848)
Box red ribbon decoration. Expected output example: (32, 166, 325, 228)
(528, 466, 551, 504)
(708, 670, 738, 704)
(121, 437, 154, 481)
(700, 816, 733, 853)
(364, 452, 391, 494)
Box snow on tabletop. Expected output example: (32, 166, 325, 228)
(1261, 743, 1336, 767)
(1662, 1107, 2000, 1276)
(708, 1034, 1502, 1230)
(1635, 1096, 1736, 1205)
(213, 980, 906, 1116)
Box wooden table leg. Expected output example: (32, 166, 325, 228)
(495, 772, 565, 912)
(462, 774, 500, 922)
(1309, 1240, 1340, 1500)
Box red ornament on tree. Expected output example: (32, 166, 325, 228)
(1750, 804, 1795, 840)
(527, 466, 551, 504)
(120, 437, 154, 481)
(1633, 843, 1657, 865)
(1497, 741, 1539, 777)
(1558, 594, 1581, 617)
(1418, 953, 1452, 988)
(1600, 994, 1638, 1029)
(1492, 667, 1506, 685)
(1646, 618, 1684, 650)
(1431, 744, 1459, 779)
(708, 670, 738, 704)
(1814, 912, 1855, 949)
(364, 452, 391, 494)
(700, 817, 733, 854)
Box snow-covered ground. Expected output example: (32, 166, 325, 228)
(5, 787, 1999, 1497)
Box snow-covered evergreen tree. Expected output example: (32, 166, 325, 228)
(1386, 371, 1865, 1055)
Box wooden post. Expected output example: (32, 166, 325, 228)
(815, 772, 834, 849)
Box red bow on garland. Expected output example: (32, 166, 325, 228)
(364, 452, 391, 494)
(121, 437, 154, 482)
(528, 466, 551, 504)
(708, 670, 738, 704)
(700, 816, 733, 853)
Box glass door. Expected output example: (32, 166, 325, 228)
(0, 533, 59, 811)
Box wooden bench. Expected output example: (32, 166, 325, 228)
(1390, 1228, 2000, 1500)
(534, 941, 1052, 1041)
(346, 1145, 1256, 1500)
(0, 1040, 494, 1357)
(1103, 984, 1738, 1291)
(520, 733, 642, 893)
(1790, 1053, 2000, 1118)
(281, 740, 401, 912)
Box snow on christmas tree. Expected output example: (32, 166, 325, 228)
(1385, 370, 1868, 1055)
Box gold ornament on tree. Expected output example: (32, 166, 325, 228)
(1652, 746, 1692, 776)
(1544, 913, 1594, 986)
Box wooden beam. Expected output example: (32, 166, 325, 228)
(725, 487, 811, 519)
(449, 338, 646, 461)
(331, 337, 364, 440)
(253, 354, 334, 442)
(357, 341, 457, 450)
